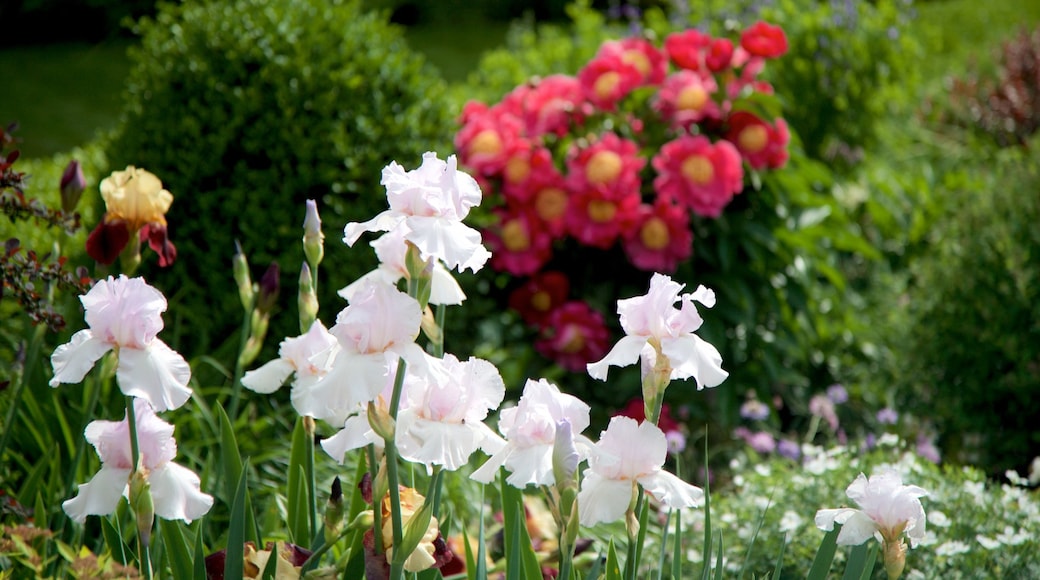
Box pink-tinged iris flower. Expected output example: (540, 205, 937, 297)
(50, 275, 191, 412)
(63, 399, 213, 523)
(622, 200, 693, 273)
(471, 378, 592, 487)
(339, 228, 467, 306)
(652, 135, 744, 218)
(577, 416, 702, 527)
(396, 353, 506, 471)
(305, 280, 426, 422)
(321, 368, 400, 463)
(816, 469, 928, 579)
(587, 273, 727, 389)
(815, 470, 928, 547)
(344, 152, 491, 273)
(241, 319, 344, 423)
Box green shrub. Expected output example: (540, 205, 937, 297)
(891, 141, 1040, 476)
(105, 0, 454, 357)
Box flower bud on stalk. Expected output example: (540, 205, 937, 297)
(256, 262, 280, 316)
(884, 538, 907, 580)
(60, 159, 86, 214)
(324, 477, 345, 539)
(129, 469, 155, 546)
(419, 307, 442, 347)
(298, 263, 318, 334)
(368, 401, 396, 441)
(302, 199, 324, 273)
(232, 241, 255, 312)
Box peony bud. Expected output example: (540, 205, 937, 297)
(60, 159, 86, 213)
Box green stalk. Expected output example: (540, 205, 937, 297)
(227, 295, 255, 421)
(432, 303, 446, 358)
(306, 422, 318, 543)
(385, 357, 409, 580)
(125, 396, 152, 580)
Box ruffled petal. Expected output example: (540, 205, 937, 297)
(343, 211, 404, 246)
(430, 264, 466, 305)
(148, 463, 214, 523)
(397, 412, 481, 471)
(62, 466, 130, 523)
(116, 341, 192, 412)
(835, 511, 880, 546)
(403, 217, 490, 273)
(814, 507, 859, 532)
(577, 473, 632, 527)
(49, 330, 111, 387)
(300, 352, 389, 421)
(503, 444, 555, 487)
(321, 414, 378, 463)
(639, 470, 704, 510)
(660, 335, 728, 388)
(470, 446, 512, 485)
(241, 359, 294, 394)
(587, 335, 646, 380)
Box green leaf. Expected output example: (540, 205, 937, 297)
(711, 532, 724, 580)
(605, 539, 623, 580)
(772, 533, 787, 580)
(806, 527, 841, 580)
(287, 417, 312, 547)
(261, 540, 280, 580)
(225, 459, 251, 580)
(216, 403, 260, 545)
(499, 475, 540, 580)
(475, 485, 488, 580)
(102, 515, 133, 566)
(158, 519, 193, 579)
(700, 435, 712, 580)
(842, 542, 872, 580)
(858, 542, 880, 580)
(193, 521, 207, 580)
(671, 504, 683, 580)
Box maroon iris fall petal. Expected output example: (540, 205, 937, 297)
(85, 219, 130, 265)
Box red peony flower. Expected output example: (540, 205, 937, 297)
(654, 70, 722, 129)
(501, 142, 557, 202)
(509, 166, 570, 238)
(705, 38, 735, 72)
(724, 111, 790, 170)
(622, 200, 693, 273)
(739, 21, 788, 59)
(664, 29, 713, 72)
(577, 51, 644, 111)
(508, 271, 570, 327)
(484, 207, 554, 276)
(652, 135, 744, 218)
(535, 301, 610, 373)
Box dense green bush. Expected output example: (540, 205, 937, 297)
(890, 141, 1040, 476)
(106, 0, 454, 357)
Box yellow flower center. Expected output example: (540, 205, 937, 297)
(469, 129, 502, 156)
(535, 187, 567, 221)
(504, 156, 531, 183)
(623, 51, 652, 77)
(681, 155, 714, 185)
(586, 151, 622, 185)
(738, 125, 769, 153)
(531, 290, 552, 312)
(593, 71, 621, 100)
(559, 324, 586, 354)
(502, 219, 530, 252)
(640, 217, 670, 250)
(677, 86, 708, 111)
(587, 200, 617, 223)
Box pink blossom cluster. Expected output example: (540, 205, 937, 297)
(455, 22, 791, 371)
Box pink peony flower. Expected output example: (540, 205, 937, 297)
(566, 133, 645, 199)
(500, 142, 557, 202)
(740, 21, 788, 59)
(652, 135, 744, 218)
(535, 301, 610, 373)
(725, 111, 790, 169)
(622, 200, 693, 273)
(485, 207, 554, 276)
(508, 271, 571, 328)
(455, 101, 524, 177)
(598, 37, 668, 86)
(705, 38, 734, 72)
(514, 74, 585, 138)
(577, 51, 644, 111)
(565, 187, 641, 249)
(653, 70, 722, 129)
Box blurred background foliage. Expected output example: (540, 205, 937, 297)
(3, 0, 1040, 571)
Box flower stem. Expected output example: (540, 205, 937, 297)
(228, 294, 255, 421)
(125, 396, 152, 580)
(384, 356, 409, 580)
(0, 324, 45, 464)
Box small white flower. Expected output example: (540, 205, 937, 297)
(929, 510, 950, 528)
(976, 535, 1001, 550)
(779, 510, 803, 534)
(935, 541, 971, 557)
